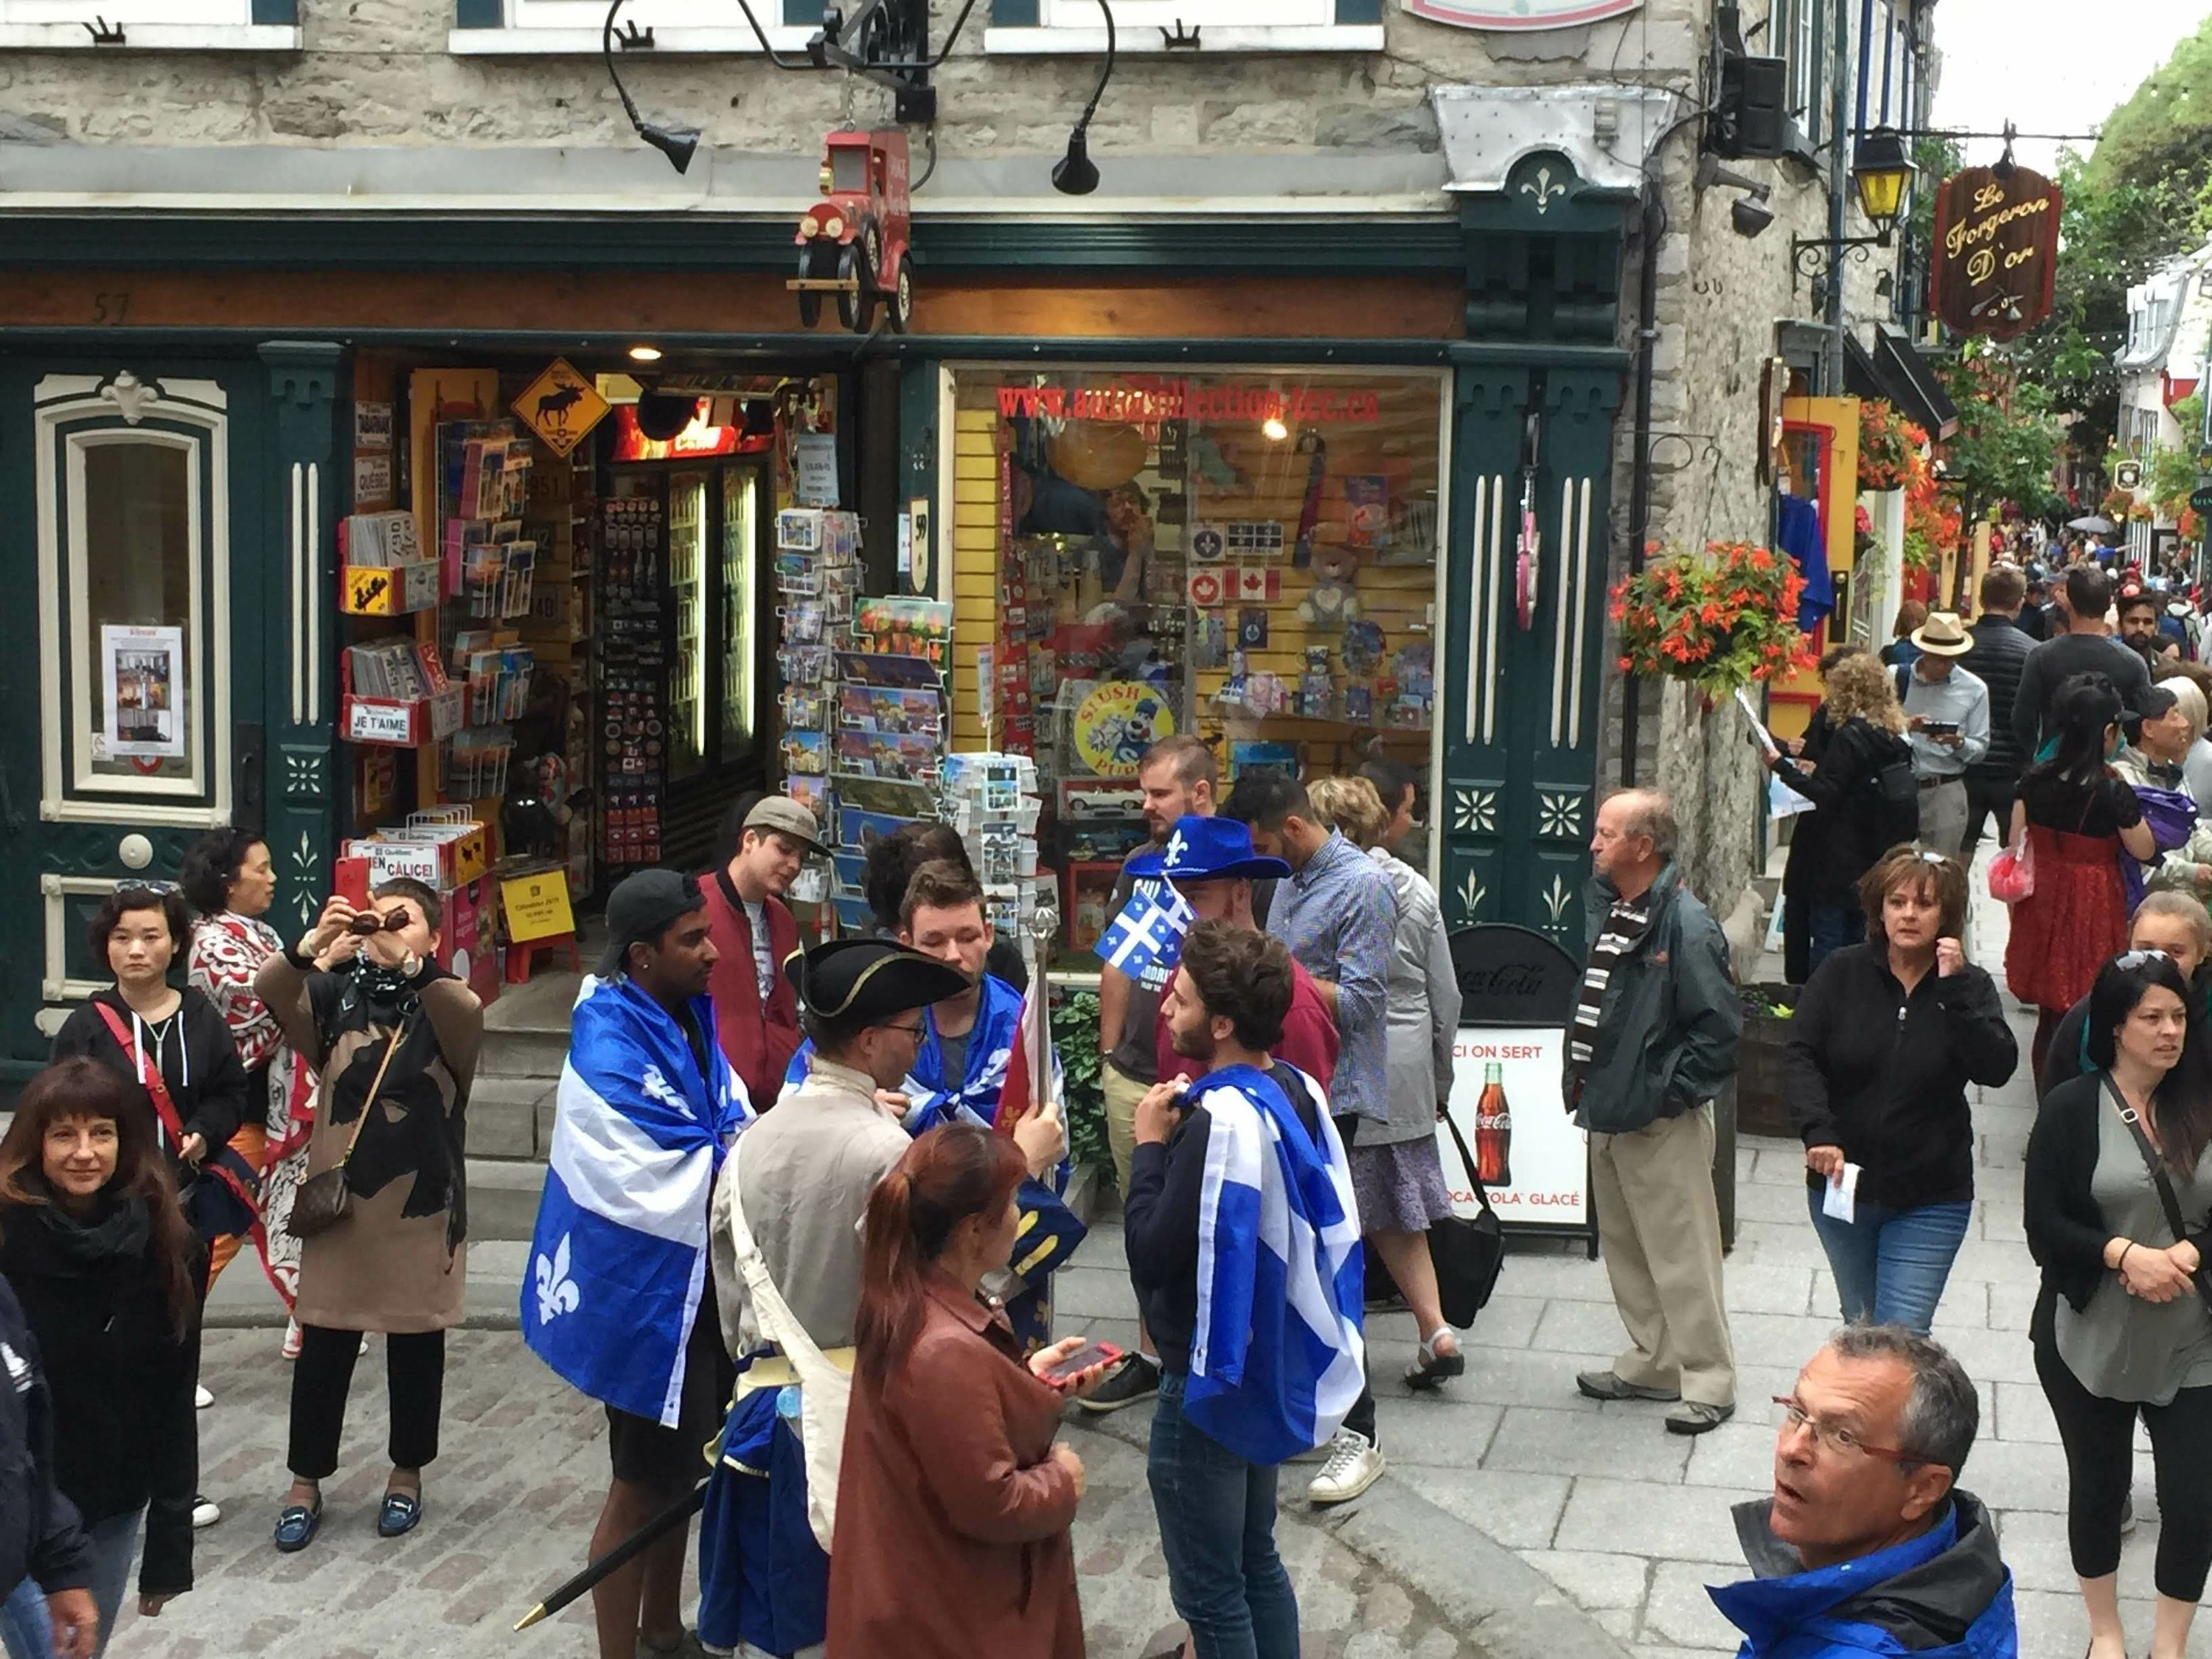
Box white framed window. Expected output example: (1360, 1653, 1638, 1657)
(0, 0, 297, 49)
(35, 372, 232, 829)
(987, 0, 1379, 55)
(451, 0, 818, 55)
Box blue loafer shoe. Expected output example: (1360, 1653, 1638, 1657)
(273, 1496, 321, 1553)
(377, 1490, 422, 1539)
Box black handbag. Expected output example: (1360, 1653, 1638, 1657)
(2104, 1076, 2212, 1315)
(1429, 1112, 1506, 1328)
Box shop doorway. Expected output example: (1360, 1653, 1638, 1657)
(605, 454, 770, 869)
(0, 355, 276, 1078)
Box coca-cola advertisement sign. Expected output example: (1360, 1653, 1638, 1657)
(1930, 164, 2062, 341)
(1440, 1026, 1588, 1233)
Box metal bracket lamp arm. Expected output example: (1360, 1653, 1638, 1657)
(602, 0, 702, 173)
(1051, 0, 1117, 195)
(1790, 230, 1885, 287)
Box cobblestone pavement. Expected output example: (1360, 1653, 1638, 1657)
(103, 1324, 1484, 1659)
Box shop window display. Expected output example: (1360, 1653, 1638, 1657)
(945, 367, 1446, 965)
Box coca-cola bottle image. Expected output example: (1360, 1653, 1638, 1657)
(1475, 1062, 1512, 1188)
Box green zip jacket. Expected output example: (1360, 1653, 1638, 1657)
(1568, 863, 1743, 1135)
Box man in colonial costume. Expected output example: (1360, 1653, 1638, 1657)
(781, 860, 1078, 1349)
(699, 939, 969, 1659)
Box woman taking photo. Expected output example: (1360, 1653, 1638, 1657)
(1764, 651, 1919, 973)
(1306, 776, 1466, 1388)
(2027, 951, 2212, 1659)
(1784, 847, 2017, 1335)
(830, 1123, 1109, 1658)
(0, 1060, 201, 1659)
(180, 829, 322, 1355)
(2008, 676, 2159, 1078)
(254, 880, 482, 1552)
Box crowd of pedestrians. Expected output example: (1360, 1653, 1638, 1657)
(14, 639, 2212, 1659)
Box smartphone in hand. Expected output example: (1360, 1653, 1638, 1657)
(1042, 1341, 1122, 1384)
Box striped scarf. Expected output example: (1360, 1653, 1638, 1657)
(1568, 896, 1653, 1082)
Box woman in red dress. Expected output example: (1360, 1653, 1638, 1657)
(2006, 675, 2157, 1077)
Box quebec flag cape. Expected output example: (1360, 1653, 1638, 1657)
(523, 975, 754, 1426)
(1186, 1062, 1366, 1467)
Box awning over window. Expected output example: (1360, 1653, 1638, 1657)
(1846, 326, 1960, 442)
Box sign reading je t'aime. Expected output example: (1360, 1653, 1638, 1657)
(1407, 0, 1641, 27)
(1930, 165, 2062, 342)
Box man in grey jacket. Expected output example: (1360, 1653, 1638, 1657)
(1567, 790, 1743, 1434)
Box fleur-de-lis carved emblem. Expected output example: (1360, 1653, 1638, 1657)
(1521, 167, 1568, 215)
(1542, 875, 1573, 928)
(534, 1233, 581, 1324)
(99, 369, 161, 425)
(1455, 871, 1488, 925)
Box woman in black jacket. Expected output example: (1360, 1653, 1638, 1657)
(1784, 846, 2017, 1335)
(50, 886, 254, 1258)
(0, 1060, 202, 1659)
(1766, 651, 1919, 975)
(2027, 951, 2212, 1659)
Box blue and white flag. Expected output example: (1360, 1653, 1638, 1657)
(1095, 879, 1196, 990)
(523, 975, 754, 1427)
(1186, 1062, 1366, 1467)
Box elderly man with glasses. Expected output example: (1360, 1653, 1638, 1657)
(1708, 1327, 2019, 1659)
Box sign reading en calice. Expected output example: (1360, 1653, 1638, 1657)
(1930, 164, 2062, 341)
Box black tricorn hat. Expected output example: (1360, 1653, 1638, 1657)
(784, 938, 971, 1024)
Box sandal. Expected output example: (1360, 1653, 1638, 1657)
(377, 1489, 423, 1539)
(1404, 1328, 1466, 1391)
(272, 1494, 322, 1553)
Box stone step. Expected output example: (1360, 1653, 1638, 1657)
(467, 1156, 548, 1242)
(467, 1073, 557, 1161)
(479, 1021, 570, 1081)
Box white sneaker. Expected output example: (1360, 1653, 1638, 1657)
(1306, 1429, 1384, 1506)
(191, 1494, 220, 1528)
(194, 1383, 213, 1410)
(282, 1321, 302, 1361)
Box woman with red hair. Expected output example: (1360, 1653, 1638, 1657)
(828, 1124, 1113, 1658)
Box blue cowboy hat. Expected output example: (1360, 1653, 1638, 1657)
(1125, 815, 1292, 883)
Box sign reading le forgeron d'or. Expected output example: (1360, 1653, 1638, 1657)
(1407, 0, 1641, 27)
(1930, 164, 2062, 342)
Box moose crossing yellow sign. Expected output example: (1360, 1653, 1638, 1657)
(513, 358, 611, 459)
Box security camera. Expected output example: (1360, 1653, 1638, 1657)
(1731, 196, 1775, 238)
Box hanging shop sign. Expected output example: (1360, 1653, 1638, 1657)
(1930, 165, 2062, 342)
(1071, 681, 1178, 778)
(1407, 0, 1641, 29)
(513, 358, 611, 459)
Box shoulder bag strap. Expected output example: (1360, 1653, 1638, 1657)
(2101, 1074, 2196, 1246)
(332, 1019, 410, 1174)
(1439, 1108, 1498, 1220)
(93, 1001, 187, 1147)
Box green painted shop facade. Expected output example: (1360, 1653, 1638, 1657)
(0, 143, 1635, 1078)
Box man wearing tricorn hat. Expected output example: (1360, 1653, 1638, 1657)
(698, 936, 971, 1658)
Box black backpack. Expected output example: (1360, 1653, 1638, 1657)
(1871, 731, 1921, 848)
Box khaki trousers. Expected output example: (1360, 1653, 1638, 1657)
(1589, 1104, 1736, 1408)
(1102, 1058, 1148, 1200)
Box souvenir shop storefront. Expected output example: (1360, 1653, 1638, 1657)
(0, 140, 1636, 1082)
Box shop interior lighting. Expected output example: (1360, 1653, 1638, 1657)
(1262, 416, 1290, 442)
(628, 344, 665, 362)
(1052, 0, 1116, 195)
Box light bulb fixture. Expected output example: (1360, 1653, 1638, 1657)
(603, 0, 701, 175)
(1848, 125, 1916, 238)
(1261, 416, 1290, 442)
(1052, 0, 1116, 196)
(627, 344, 664, 363)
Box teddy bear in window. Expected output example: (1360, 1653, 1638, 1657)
(1298, 543, 1363, 627)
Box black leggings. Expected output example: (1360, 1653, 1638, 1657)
(2035, 1331, 2212, 1600)
(288, 1324, 447, 1481)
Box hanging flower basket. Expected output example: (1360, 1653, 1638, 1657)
(1859, 402, 1914, 492)
(1612, 540, 1816, 700)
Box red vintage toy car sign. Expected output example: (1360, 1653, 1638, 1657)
(790, 127, 914, 334)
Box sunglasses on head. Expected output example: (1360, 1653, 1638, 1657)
(347, 907, 412, 936)
(2115, 949, 2172, 971)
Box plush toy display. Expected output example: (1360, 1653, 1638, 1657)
(1298, 543, 1363, 626)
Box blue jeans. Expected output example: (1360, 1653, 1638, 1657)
(1, 1509, 142, 1659)
(1806, 902, 1866, 977)
(1147, 1371, 1300, 1659)
(1805, 1187, 1974, 1336)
